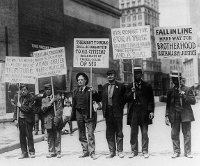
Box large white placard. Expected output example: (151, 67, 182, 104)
(33, 47, 67, 78)
(0, 63, 6, 116)
(73, 38, 109, 68)
(5, 57, 36, 84)
(154, 26, 197, 59)
(111, 26, 151, 59)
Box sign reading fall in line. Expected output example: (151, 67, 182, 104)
(33, 47, 67, 78)
(154, 26, 197, 59)
(111, 26, 151, 59)
(4, 57, 36, 84)
(73, 38, 109, 68)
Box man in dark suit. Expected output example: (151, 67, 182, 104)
(125, 67, 154, 159)
(165, 71, 196, 158)
(42, 84, 63, 158)
(13, 84, 35, 159)
(70, 73, 101, 160)
(101, 70, 126, 158)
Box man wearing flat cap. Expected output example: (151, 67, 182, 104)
(165, 70, 195, 158)
(41, 84, 63, 158)
(125, 66, 154, 159)
(13, 84, 36, 159)
(70, 72, 101, 160)
(101, 69, 126, 158)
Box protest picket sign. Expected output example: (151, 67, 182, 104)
(0, 62, 6, 116)
(33, 47, 67, 115)
(154, 26, 197, 59)
(111, 26, 151, 98)
(74, 38, 109, 118)
(154, 26, 198, 106)
(5, 57, 36, 84)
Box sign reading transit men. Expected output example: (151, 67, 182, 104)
(154, 26, 197, 59)
(33, 47, 67, 78)
(5, 57, 36, 84)
(73, 38, 109, 68)
(111, 26, 151, 59)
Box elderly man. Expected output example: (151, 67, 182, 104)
(13, 84, 35, 159)
(125, 66, 154, 159)
(165, 70, 196, 158)
(101, 70, 126, 158)
(70, 72, 101, 160)
(42, 84, 63, 158)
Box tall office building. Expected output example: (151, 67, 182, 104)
(119, 0, 162, 95)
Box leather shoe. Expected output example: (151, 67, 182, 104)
(118, 152, 124, 158)
(106, 152, 116, 158)
(29, 153, 35, 158)
(46, 154, 57, 158)
(79, 152, 89, 158)
(91, 153, 98, 160)
(57, 154, 62, 158)
(143, 153, 149, 158)
(185, 154, 193, 158)
(18, 153, 29, 159)
(129, 152, 138, 158)
(172, 153, 180, 158)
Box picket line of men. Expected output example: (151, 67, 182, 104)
(13, 67, 195, 160)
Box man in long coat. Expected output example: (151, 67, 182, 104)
(125, 67, 154, 159)
(165, 70, 195, 158)
(101, 70, 126, 158)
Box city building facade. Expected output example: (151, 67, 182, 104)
(0, 0, 121, 113)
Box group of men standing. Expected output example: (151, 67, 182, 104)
(13, 67, 196, 160)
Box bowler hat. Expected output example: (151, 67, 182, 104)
(170, 70, 182, 78)
(76, 73, 89, 85)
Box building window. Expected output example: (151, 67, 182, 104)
(138, 8, 141, 13)
(122, 17, 125, 23)
(127, 2, 130, 8)
(138, 15, 142, 20)
(133, 23, 137, 26)
(127, 16, 131, 22)
(132, 15, 136, 21)
(122, 24, 126, 27)
(127, 23, 131, 27)
(132, 9, 136, 13)
(138, 22, 142, 26)
(138, 0, 141, 5)
(127, 10, 130, 14)
(121, 4, 124, 9)
(132, 1, 135, 6)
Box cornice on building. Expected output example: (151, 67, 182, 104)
(121, 4, 160, 15)
(72, 0, 121, 18)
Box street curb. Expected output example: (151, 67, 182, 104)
(0, 113, 127, 154)
(0, 118, 13, 123)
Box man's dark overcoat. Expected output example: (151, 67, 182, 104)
(125, 80, 155, 125)
(165, 85, 195, 123)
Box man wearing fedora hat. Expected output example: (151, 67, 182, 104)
(165, 70, 196, 158)
(125, 66, 154, 159)
(101, 69, 126, 158)
(42, 84, 63, 158)
(70, 72, 101, 160)
(13, 84, 36, 159)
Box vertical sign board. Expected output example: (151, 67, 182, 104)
(73, 38, 109, 68)
(33, 47, 67, 78)
(4, 57, 36, 84)
(0, 62, 6, 116)
(111, 26, 151, 60)
(154, 26, 198, 59)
